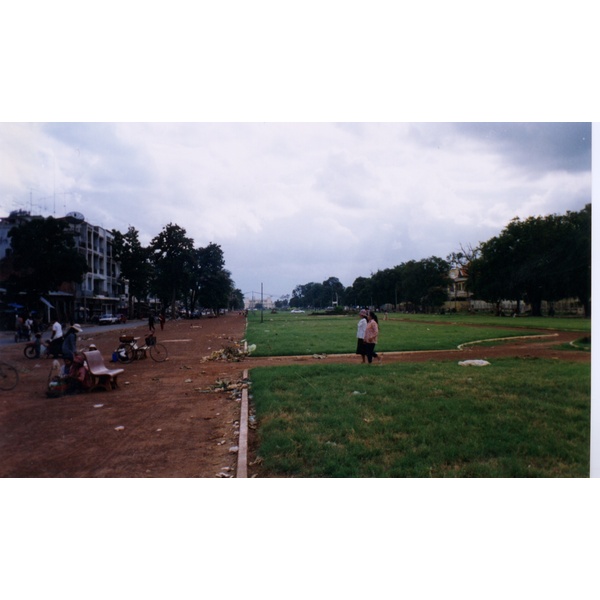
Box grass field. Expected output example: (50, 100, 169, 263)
(245, 311, 590, 357)
(251, 359, 591, 478)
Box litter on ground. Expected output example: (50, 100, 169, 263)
(458, 359, 491, 367)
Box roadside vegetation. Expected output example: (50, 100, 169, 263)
(251, 359, 590, 477)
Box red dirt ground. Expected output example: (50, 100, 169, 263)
(0, 314, 589, 478)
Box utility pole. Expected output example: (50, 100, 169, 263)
(260, 283, 264, 323)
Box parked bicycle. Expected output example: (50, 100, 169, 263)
(0, 361, 19, 391)
(115, 334, 168, 363)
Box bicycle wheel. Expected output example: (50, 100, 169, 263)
(0, 363, 19, 391)
(24, 345, 38, 359)
(149, 342, 168, 362)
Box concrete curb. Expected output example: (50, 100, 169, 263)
(236, 369, 249, 478)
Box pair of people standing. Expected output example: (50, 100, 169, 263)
(356, 309, 381, 364)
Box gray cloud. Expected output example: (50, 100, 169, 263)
(455, 122, 591, 173)
(0, 122, 591, 298)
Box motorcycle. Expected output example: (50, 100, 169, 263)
(23, 337, 64, 360)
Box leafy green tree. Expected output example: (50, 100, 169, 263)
(347, 276, 372, 308)
(229, 288, 245, 311)
(370, 267, 402, 308)
(195, 243, 229, 314)
(562, 204, 591, 317)
(469, 207, 591, 316)
(111, 226, 152, 317)
(185, 242, 235, 315)
(3, 216, 88, 305)
(322, 276, 345, 307)
(400, 257, 450, 312)
(290, 282, 324, 308)
(149, 223, 195, 316)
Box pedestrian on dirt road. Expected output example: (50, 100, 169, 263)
(61, 323, 82, 361)
(47, 318, 64, 357)
(148, 313, 155, 333)
(356, 309, 368, 364)
(364, 311, 382, 364)
(159, 312, 165, 331)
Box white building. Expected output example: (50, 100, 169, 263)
(0, 210, 126, 322)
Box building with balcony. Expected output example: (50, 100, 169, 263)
(0, 210, 127, 324)
(67, 214, 127, 321)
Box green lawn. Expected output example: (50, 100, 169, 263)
(251, 359, 590, 478)
(245, 311, 589, 357)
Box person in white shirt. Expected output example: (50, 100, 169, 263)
(47, 319, 64, 357)
(356, 309, 368, 364)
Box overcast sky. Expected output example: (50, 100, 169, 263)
(0, 122, 591, 300)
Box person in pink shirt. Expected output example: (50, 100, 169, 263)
(364, 310, 382, 364)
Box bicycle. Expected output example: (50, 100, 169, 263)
(145, 334, 168, 362)
(0, 361, 19, 391)
(115, 334, 168, 363)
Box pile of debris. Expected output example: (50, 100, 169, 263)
(196, 377, 250, 400)
(202, 342, 256, 363)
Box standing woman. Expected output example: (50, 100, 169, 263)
(62, 323, 82, 361)
(356, 309, 368, 363)
(364, 311, 382, 364)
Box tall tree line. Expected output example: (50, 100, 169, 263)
(113, 223, 244, 316)
(288, 204, 591, 316)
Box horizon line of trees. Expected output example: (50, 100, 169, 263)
(284, 204, 591, 318)
(0, 218, 245, 319)
(112, 223, 245, 318)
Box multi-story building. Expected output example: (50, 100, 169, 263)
(0, 210, 127, 323)
(66, 212, 127, 321)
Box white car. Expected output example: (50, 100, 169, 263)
(98, 314, 120, 325)
(290, 309, 305, 314)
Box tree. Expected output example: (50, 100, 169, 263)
(562, 204, 591, 317)
(290, 282, 325, 308)
(370, 267, 402, 308)
(229, 288, 245, 311)
(4, 216, 89, 306)
(149, 223, 195, 316)
(400, 257, 450, 312)
(469, 206, 591, 316)
(192, 243, 234, 315)
(111, 226, 152, 317)
(447, 243, 479, 270)
(348, 276, 372, 308)
(322, 276, 345, 307)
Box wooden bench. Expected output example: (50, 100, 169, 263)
(83, 350, 125, 392)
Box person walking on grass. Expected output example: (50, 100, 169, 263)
(364, 310, 382, 364)
(356, 309, 368, 363)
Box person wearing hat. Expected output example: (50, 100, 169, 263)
(356, 309, 368, 364)
(61, 353, 91, 394)
(61, 323, 83, 361)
